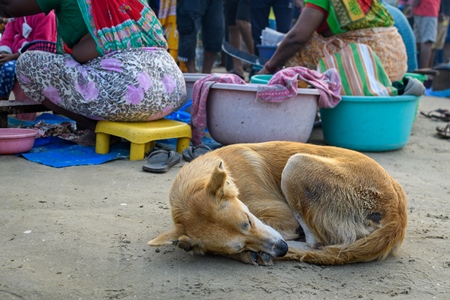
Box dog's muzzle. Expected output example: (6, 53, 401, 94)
(273, 240, 288, 257)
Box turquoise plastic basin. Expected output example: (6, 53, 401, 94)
(320, 95, 419, 151)
(250, 74, 274, 84)
(250, 73, 421, 151)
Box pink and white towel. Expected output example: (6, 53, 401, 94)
(256, 67, 342, 108)
(190, 73, 246, 146)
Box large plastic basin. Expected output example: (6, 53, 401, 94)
(183, 73, 208, 106)
(206, 83, 319, 145)
(320, 95, 419, 151)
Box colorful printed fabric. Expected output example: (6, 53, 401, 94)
(318, 40, 397, 96)
(77, 0, 167, 55)
(256, 67, 342, 108)
(158, 0, 179, 61)
(16, 48, 186, 121)
(285, 26, 407, 82)
(190, 74, 246, 146)
(305, 0, 393, 34)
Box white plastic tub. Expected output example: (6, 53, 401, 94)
(183, 73, 209, 106)
(207, 83, 319, 145)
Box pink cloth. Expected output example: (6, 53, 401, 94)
(0, 13, 56, 54)
(256, 67, 342, 108)
(191, 73, 246, 146)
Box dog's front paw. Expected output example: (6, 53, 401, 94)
(227, 251, 274, 266)
(255, 252, 274, 266)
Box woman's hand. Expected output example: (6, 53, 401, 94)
(257, 66, 271, 75)
(0, 52, 19, 66)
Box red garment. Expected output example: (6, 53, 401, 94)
(0, 12, 56, 54)
(91, 0, 145, 30)
(414, 0, 441, 17)
(305, 3, 330, 34)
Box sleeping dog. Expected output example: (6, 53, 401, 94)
(149, 141, 407, 265)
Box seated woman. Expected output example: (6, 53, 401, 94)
(0, 12, 56, 100)
(259, 0, 408, 82)
(0, 0, 186, 132)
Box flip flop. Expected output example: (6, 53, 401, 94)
(182, 144, 212, 162)
(142, 149, 181, 173)
(436, 123, 450, 138)
(420, 109, 450, 122)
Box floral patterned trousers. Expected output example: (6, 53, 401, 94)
(16, 47, 186, 121)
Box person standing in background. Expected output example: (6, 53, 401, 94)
(432, 0, 450, 65)
(224, 0, 254, 80)
(250, 0, 294, 55)
(405, 0, 441, 69)
(176, 0, 224, 73)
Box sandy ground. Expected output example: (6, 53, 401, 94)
(1, 95, 450, 300)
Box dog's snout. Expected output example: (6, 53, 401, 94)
(273, 240, 288, 257)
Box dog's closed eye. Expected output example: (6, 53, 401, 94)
(240, 222, 250, 230)
(240, 213, 252, 230)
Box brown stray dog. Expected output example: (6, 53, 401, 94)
(149, 141, 407, 265)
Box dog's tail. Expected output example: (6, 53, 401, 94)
(285, 184, 408, 265)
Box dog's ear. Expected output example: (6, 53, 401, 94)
(148, 225, 185, 247)
(206, 161, 238, 200)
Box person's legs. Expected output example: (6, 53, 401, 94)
(16, 49, 186, 125)
(225, 0, 253, 78)
(201, 51, 218, 73)
(250, 0, 271, 55)
(236, 0, 254, 54)
(225, 0, 243, 76)
(177, 0, 202, 72)
(228, 25, 245, 76)
(0, 61, 16, 100)
(420, 42, 434, 68)
(41, 99, 97, 131)
(432, 15, 449, 66)
(201, 0, 224, 73)
(272, 0, 294, 33)
(444, 25, 450, 62)
(414, 15, 438, 69)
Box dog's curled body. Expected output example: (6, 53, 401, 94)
(149, 141, 407, 265)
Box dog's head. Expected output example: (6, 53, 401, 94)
(149, 160, 288, 264)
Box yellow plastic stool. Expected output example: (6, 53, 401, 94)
(95, 119, 192, 161)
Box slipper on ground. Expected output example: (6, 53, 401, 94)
(182, 144, 212, 162)
(420, 109, 450, 122)
(436, 123, 450, 138)
(142, 149, 181, 173)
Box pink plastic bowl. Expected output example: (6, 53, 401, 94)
(0, 128, 38, 155)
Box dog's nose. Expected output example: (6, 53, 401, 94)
(274, 240, 288, 257)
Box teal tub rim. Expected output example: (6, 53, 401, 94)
(336, 95, 419, 103)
